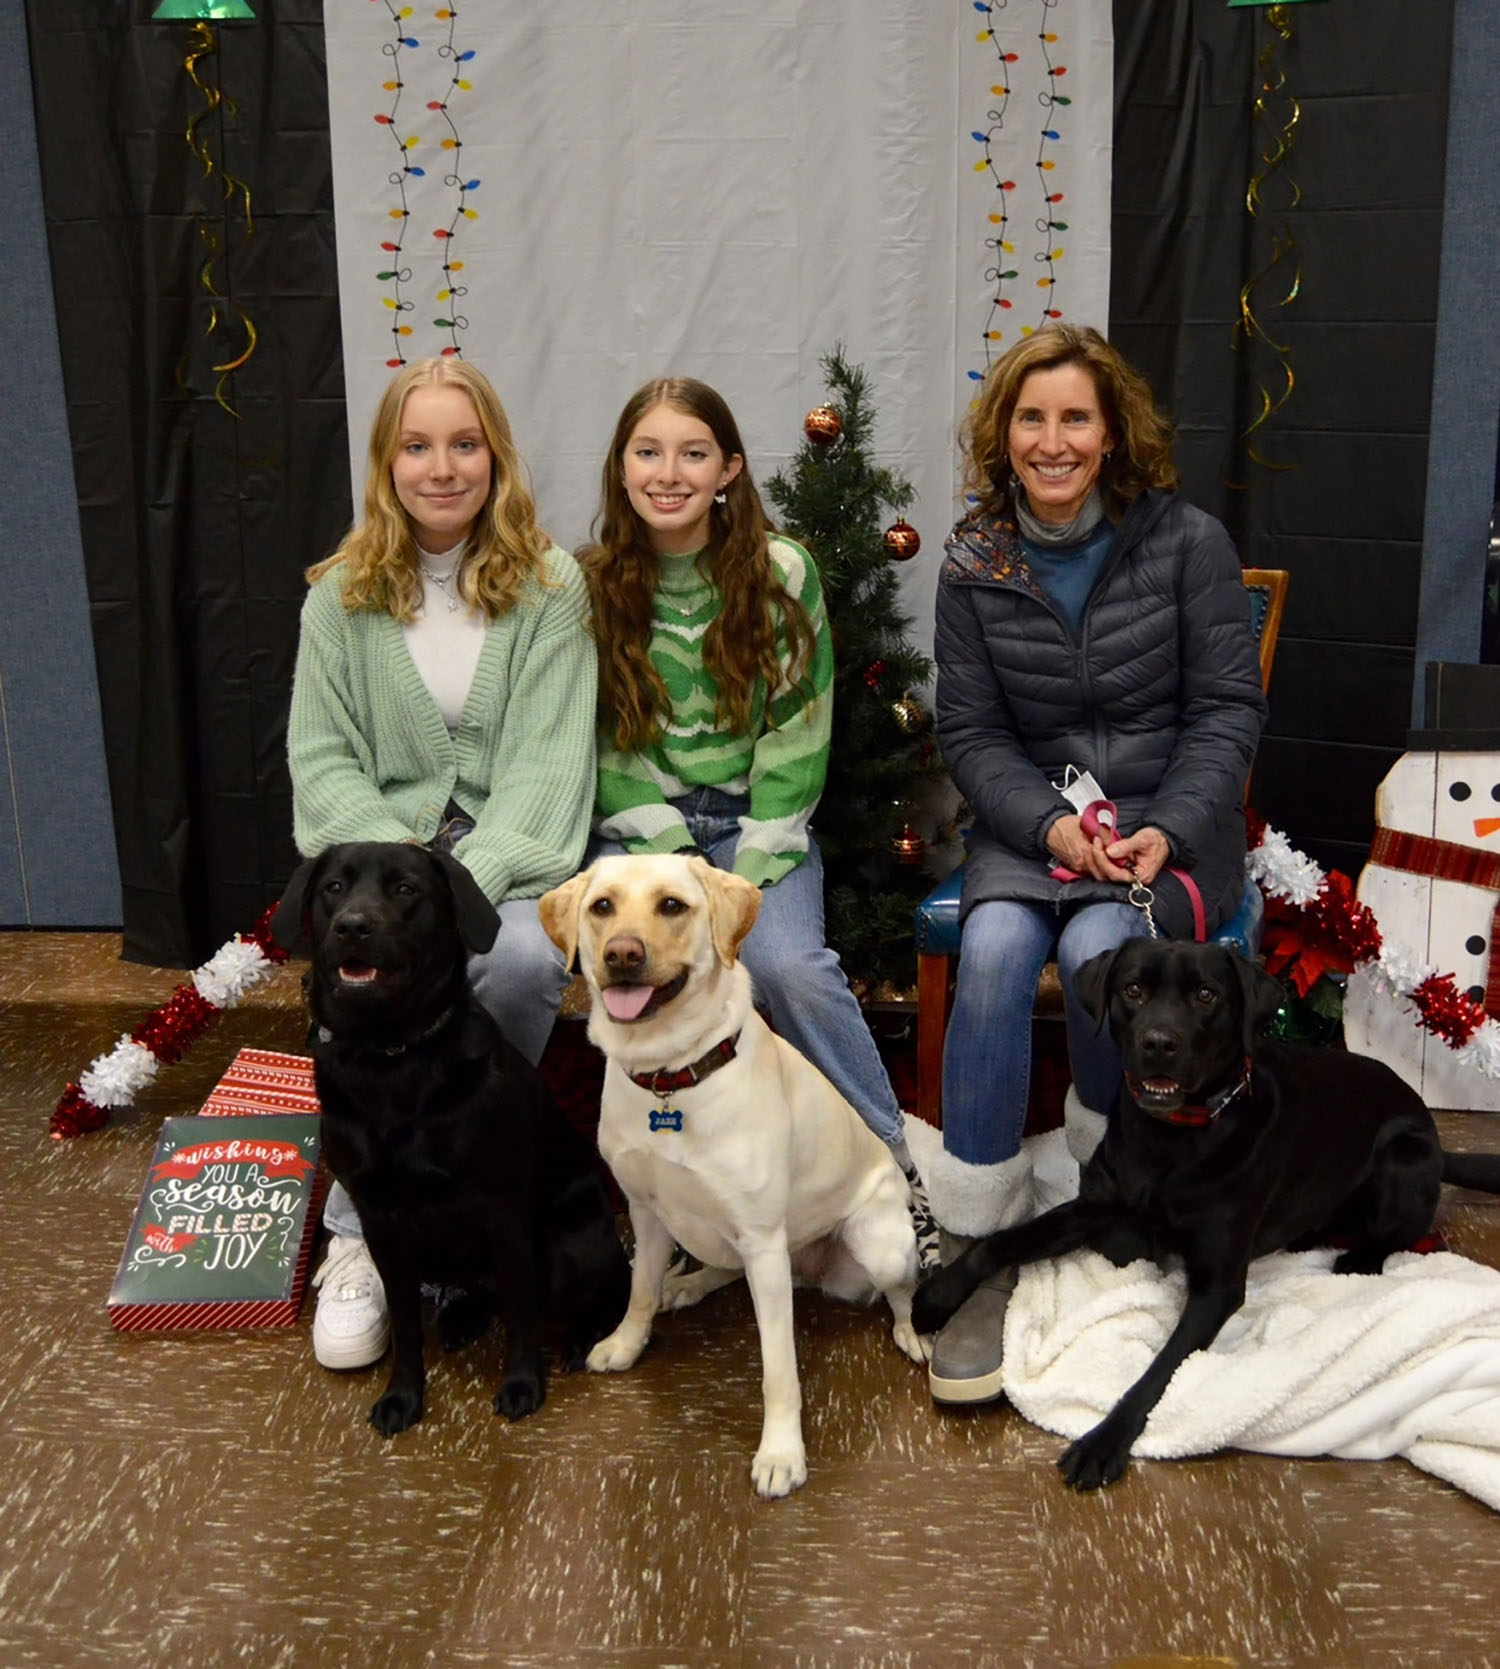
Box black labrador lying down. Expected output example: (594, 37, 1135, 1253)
(912, 937, 1500, 1491)
(273, 842, 630, 1436)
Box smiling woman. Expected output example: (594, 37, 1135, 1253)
(621, 402, 743, 556)
(923, 323, 1269, 1406)
(1006, 362, 1115, 527)
(390, 383, 495, 553)
(286, 357, 599, 1374)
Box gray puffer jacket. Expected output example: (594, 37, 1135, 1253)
(935, 491, 1268, 937)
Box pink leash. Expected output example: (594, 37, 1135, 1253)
(1049, 798, 1206, 942)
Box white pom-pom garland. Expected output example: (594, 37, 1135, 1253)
(193, 936, 274, 1008)
(80, 1037, 161, 1109)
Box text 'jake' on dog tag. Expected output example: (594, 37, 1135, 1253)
(649, 1106, 684, 1133)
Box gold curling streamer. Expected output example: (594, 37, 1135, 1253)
(1232, 3, 1301, 478)
(183, 21, 256, 415)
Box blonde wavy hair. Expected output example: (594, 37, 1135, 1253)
(308, 358, 551, 620)
(962, 324, 1179, 518)
(580, 377, 817, 752)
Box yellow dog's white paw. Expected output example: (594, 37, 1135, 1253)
(586, 1328, 648, 1372)
(750, 1443, 808, 1499)
(892, 1317, 931, 1364)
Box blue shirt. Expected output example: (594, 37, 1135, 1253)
(1020, 518, 1116, 640)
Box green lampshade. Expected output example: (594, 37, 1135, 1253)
(152, 0, 257, 19)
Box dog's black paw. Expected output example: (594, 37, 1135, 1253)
(911, 1265, 973, 1333)
(1094, 1224, 1152, 1269)
(559, 1333, 593, 1374)
(493, 1372, 546, 1421)
(437, 1290, 495, 1352)
(1057, 1424, 1132, 1491)
(1332, 1244, 1391, 1276)
(369, 1388, 424, 1437)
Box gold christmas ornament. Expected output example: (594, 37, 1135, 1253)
(804, 404, 843, 446)
(882, 518, 921, 560)
(891, 823, 927, 865)
(892, 694, 926, 734)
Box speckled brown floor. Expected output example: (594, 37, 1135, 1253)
(3, 931, 1499, 1669)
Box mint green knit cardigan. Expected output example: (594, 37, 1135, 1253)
(287, 545, 596, 903)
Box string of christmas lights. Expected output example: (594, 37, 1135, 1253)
(968, 0, 1070, 393)
(50, 911, 293, 1140)
(970, 0, 1017, 374)
(1027, 0, 1070, 327)
(429, 6, 478, 357)
(373, 1, 423, 367)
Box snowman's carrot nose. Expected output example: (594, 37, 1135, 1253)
(1475, 817, 1500, 839)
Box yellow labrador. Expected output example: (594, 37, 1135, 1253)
(540, 853, 927, 1498)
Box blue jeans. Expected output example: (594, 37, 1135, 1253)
(589, 787, 906, 1147)
(941, 898, 1150, 1167)
(323, 896, 569, 1239)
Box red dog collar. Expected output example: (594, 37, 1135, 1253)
(628, 1033, 741, 1100)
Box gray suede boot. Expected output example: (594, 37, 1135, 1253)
(919, 1145, 1033, 1406)
(927, 1264, 1019, 1405)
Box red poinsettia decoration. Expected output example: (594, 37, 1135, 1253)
(1261, 891, 1353, 998)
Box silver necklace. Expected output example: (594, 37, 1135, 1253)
(419, 560, 462, 613)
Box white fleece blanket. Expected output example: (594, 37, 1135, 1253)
(903, 1118, 1500, 1507)
(1002, 1243, 1500, 1509)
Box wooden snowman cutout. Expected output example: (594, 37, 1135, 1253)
(1343, 749, 1500, 1112)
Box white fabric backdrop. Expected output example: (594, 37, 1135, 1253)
(325, 1, 1113, 655)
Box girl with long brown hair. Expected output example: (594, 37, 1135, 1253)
(581, 376, 938, 1266)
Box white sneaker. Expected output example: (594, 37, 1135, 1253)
(311, 1235, 390, 1369)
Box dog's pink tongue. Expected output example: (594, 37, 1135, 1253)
(602, 984, 655, 1021)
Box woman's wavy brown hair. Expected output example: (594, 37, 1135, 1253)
(580, 377, 817, 752)
(307, 357, 551, 621)
(962, 324, 1179, 518)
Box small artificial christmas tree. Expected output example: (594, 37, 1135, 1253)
(766, 346, 942, 993)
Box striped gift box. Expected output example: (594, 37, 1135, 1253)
(197, 1047, 321, 1118)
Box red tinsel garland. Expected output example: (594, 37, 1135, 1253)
(50, 906, 292, 1141)
(132, 985, 220, 1065)
(1410, 975, 1488, 1048)
(52, 1083, 110, 1141)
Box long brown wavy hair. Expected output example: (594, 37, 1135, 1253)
(581, 377, 817, 752)
(962, 324, 1179, 518)
(307, 358, 551, 621)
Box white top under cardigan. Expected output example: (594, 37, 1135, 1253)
(403, 541, 486, 732)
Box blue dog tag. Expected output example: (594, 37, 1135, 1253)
(648, 1106, 683, 1133)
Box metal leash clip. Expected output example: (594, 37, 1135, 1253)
(1076, 788, 1159, 936)
(1127, 873, 1160, 939)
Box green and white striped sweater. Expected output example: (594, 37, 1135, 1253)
(595, 536, 833, 888)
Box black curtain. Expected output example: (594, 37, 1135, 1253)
(1111, 0, 1454, 878)
(26, 0, 350, 965)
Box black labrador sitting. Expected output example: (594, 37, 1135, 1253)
(912, 937, 1500, 1492)
(273, 841, 630, 1436)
